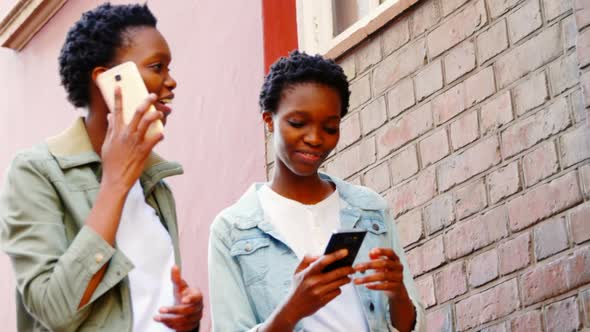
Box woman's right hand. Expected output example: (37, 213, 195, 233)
(271, 249, 354, 329)
(79, 87, 164, 308)
(100, 87, 164, 192)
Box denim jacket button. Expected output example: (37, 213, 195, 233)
(372, 223, 380, 231)
(244, 243, 252, 252)
(369, 302, 375, 312)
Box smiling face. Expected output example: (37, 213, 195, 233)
(265, 82, 342, 177)
(110, 26, 177, 125)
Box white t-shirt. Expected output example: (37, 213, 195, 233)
(257, 185, 369, 332)
(116, 181, 176, 332)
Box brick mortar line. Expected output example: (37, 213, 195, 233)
(331, 132, 585, 227)
(346, 0, 567, 81)
(351, 11, 567, 109)
(410, 161, 589, 245)
(345, 76, 582, 194)
(430, 203, 585, 273)
(343, 54, 576, 173)
(400, 161, 589, 256)
(321, 126, 585, 229)
(424, 244, 590, 328)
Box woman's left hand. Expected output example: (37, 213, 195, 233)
(353, 248, 406, 300)
(154, 265, 203, 331)
(354, 248, 417, 332)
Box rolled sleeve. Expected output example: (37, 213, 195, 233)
(70, 226, 116, 275)
(70, 226, 134, 306)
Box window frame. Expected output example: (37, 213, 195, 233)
(0, 0, 67, 51)
(296, 0, 419, 58)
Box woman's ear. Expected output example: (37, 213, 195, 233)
(262, 111, 274, 133)
(91, 66, 109, 84)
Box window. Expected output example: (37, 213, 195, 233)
(333, 0, 380, 35)
(296, 0, 418, 58)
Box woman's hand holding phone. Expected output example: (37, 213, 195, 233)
(79, 87, 164, 307)
(261, 249, 354, 332)
(354, 248, 417, 332)
(101, 86, 164, 192)
(353, 248, 405, 298)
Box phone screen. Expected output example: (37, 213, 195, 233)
(322, 229, 367, 273)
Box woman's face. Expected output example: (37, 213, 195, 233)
(266, 82, 342, 177)
(111, 26, 177, 125)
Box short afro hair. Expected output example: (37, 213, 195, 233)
(58, 3, 157, 108)
(259, 50, 350, 117)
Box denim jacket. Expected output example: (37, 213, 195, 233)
(209, 174, 425, 331)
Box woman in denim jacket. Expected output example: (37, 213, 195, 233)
(209, 51, 425, 332)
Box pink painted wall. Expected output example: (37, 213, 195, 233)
(0, 1, 266, 331)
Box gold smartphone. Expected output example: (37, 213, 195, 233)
(96, 61, 163, 139)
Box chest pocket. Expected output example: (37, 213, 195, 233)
(230, 237, 270, 285)
(356, 213, 388, 235)
(356, 213, 389, 254)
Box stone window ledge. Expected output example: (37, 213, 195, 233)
(297, 0, 419, 59)
(0, 0, 67, 51)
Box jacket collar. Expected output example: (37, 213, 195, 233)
(228, 172, 387, 231)
(45, 117, 183, 193)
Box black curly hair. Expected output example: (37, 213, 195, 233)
(58, 3, 157, 108)
(259, 50, 351, 117)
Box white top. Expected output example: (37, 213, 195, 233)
(116, 181, 176, 332)
(257, 185, 369, 332)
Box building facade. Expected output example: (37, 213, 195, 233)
(1, 0, 589, 331)
(268, 0, 590, 330)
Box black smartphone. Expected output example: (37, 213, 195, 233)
(322, 229, 367, 273)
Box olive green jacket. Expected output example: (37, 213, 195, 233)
(0, 118, 184, 331)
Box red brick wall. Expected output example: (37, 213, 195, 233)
(266, 0, 590, 330)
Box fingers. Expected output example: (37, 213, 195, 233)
(295, 255, 319, 273)
(365, 281, 402, 291)
(309, 249, 349, 275)
(369, 247, 399, 261)
(136, 109, 163, 141)
(159, 303, 203, 316)
(112, 86, 124, 128)
(128, 93, 157, 132)
(157, 274, 203, 331)
(109, 91, 162, 152)
(154, 312, 201, 332)
(106, 113, 114, 137)
(180, 287, 203, 305)
(354, 270, 403, 286)
(142, 126, 165, 152)
(171, 265, 183, 288)
(171, 265, 189, 303)
(353, 247, 404, 291)
(321, 265, 355, 281)
(321, 288, 343, 303)
(354, 258, 402, 273)
(314, 276, 351, 295)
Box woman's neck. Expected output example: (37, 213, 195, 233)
(269, 162, 335, 205)
(84, 100, 109, 156)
